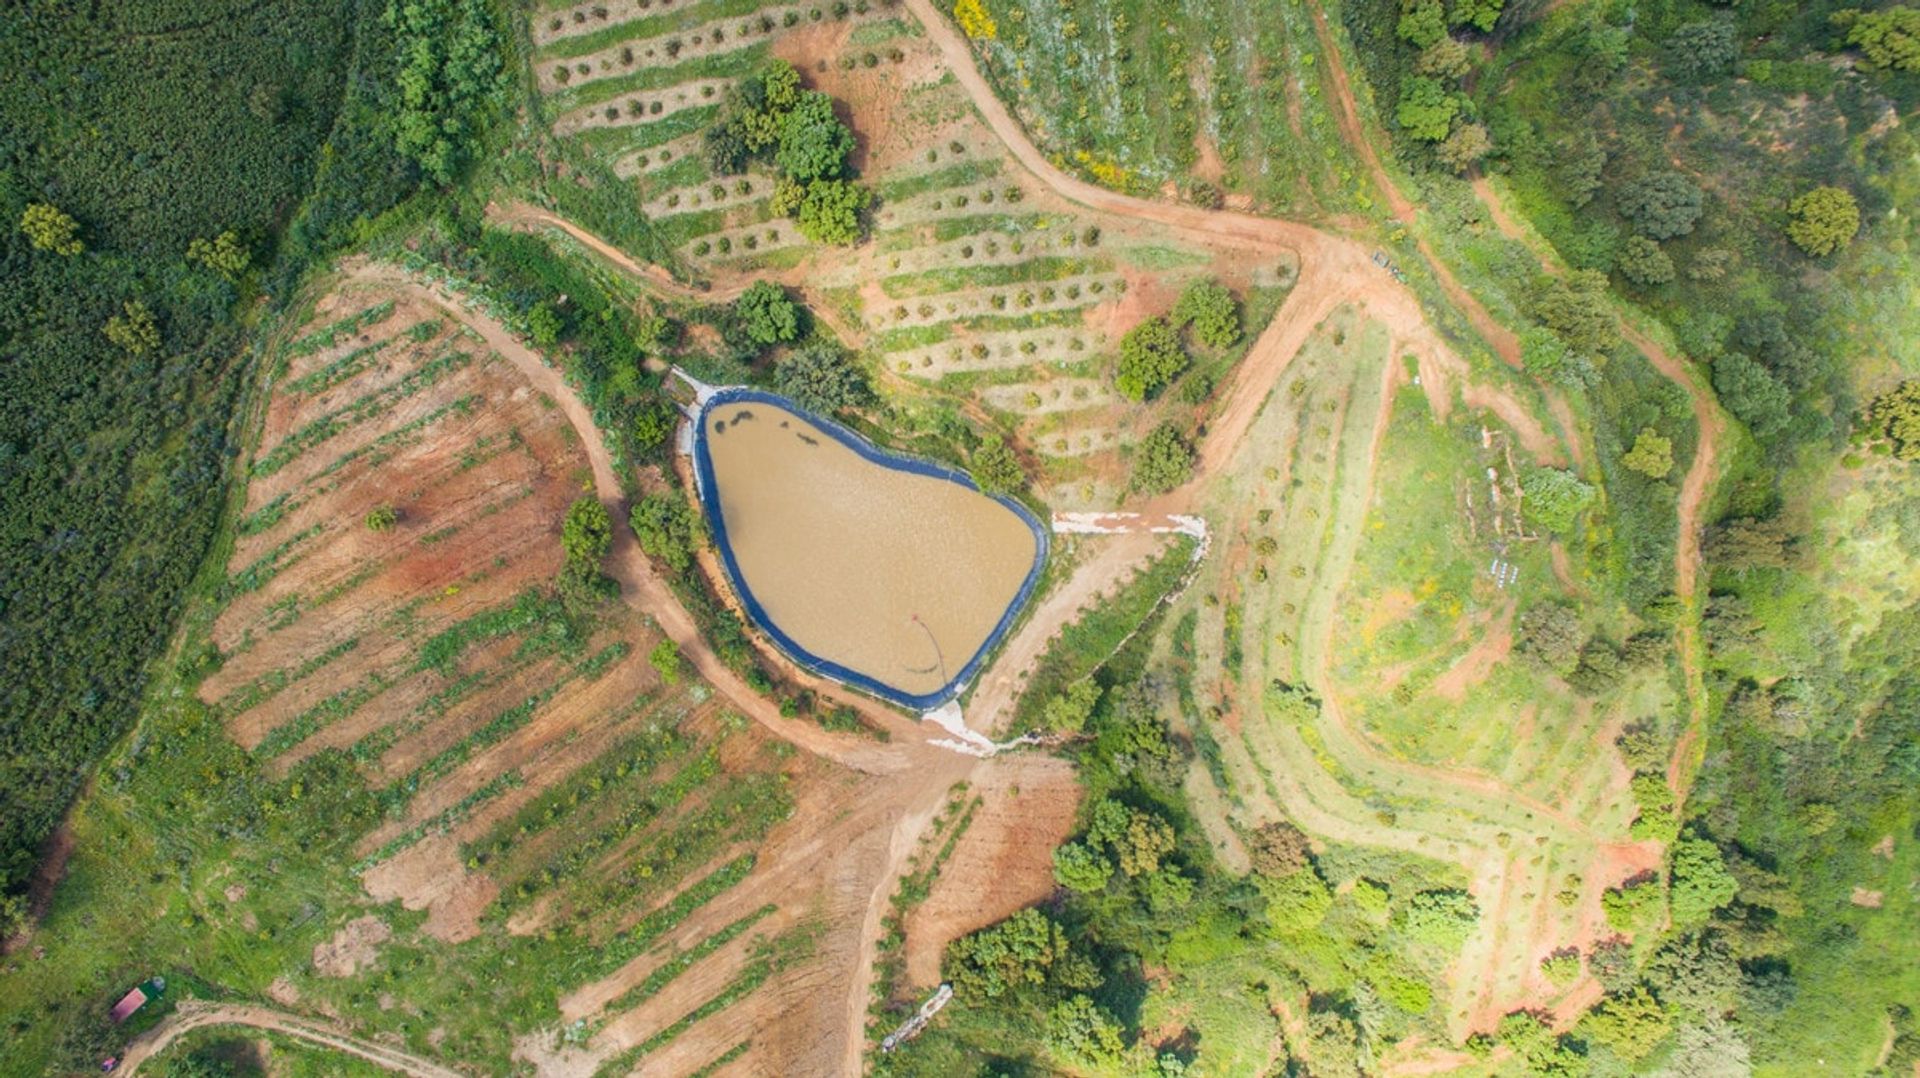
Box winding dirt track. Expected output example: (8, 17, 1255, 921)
(119, 1001, 463, 1077)
(1460, 180, 1723, 795)
(336, 260, 977, 1078)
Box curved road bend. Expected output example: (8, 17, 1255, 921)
(118, 1001, 462, 1078)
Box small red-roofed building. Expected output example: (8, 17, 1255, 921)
(107, 987, 146, 1024)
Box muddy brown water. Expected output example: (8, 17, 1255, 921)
(702, 401, 1039, 700)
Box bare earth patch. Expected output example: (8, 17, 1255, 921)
(901, 754, 1082, 987)
(313, 915, 392, 978)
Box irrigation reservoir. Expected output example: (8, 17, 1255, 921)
(694, 390, 1045, 708)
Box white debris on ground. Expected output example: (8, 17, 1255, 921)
(668, 366, 721, 413)
(881, 983, 954, 1051)
(1052, 511, 1212, 562)
(1050, 511, 1208, 538)
(922, 700, 1040, 757)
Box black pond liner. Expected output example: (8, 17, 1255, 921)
(691, 387, 1048, 710)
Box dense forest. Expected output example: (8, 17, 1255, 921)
(0, 0, 504, 913)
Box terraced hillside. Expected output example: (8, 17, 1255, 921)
(1164, 302, 1664, 1041)
(1, 0, 1812, 1073)
(512, 0, 1299, 508)
(167, 271, 980, 1076)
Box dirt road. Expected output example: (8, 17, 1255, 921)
(119, 1000, 463, 1077)
(1298, 1, 1523, 369)
(487, 202, 760, 303)
(962, 529, 1170, 734)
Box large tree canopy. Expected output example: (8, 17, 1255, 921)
(1786, 186, 1860, 256)
(775, 91, 854, 183)
(1618, 171, 1705, 240)
(1115, 316, 1188, 400)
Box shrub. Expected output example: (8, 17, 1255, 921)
(1436, 121, 1493, 173)
(1668, 835, 1738, 928)
(102, 300, 160, 356)
(1835, 6, 1920, 72)
(1394, 889, 1479, 950)
(1665, 16, 1738, 82)
(1865, 380, 1920, 459)
(1566, 637, 1625, 696)
(1527, 270, 1618, 358)
(1629, 773, 1679, 842)
(1131, 422, 1193, 492)
(1352, 878, 1390, 916)
(1396, 0, 1447, 47)
(1171, 278, 1241, 348)
(1579, 987, 1674, 1062)
(1179, 371, 1215, 405)
(1520, 467, 1595, 533)
(1712, 352, 1792, 442)
(186, 231, 250, 278)
(1367, 955, 1434, 1014)
(775, 341, 872, 414)
(1618, 235, 1675, 286)
(649, 639, 682, 684)
(1416, 37, 1473, 79)
(775, 90, 854, 182)
(947, 909, 1070, 998)
(1602, 875, 1662, 932)
(793, 179, 869, 245)
(1616, 720, 1668, 770)
(1115, 316, 1188, 400)
(526, 301, 562, 347)
(1621, 427, 1676, 478)
(1516, 602, 1585, 673)
(1247, 820, 1312, 877)
(365, 506, 399, 532)
(1619, 171, 1704, 239)
(1496, 1011, 1585, 1073)
(1040, 680, 1100, 732)
(1541, 949, 1581, 987)
(733, 281, 801, 346)
(561, 497, 612, 568)
(1261, 867, 1333, 935)
(1047, 996, 1125, 1069)
(953, 0, 997, 39)
(630, 494, 700, 573)
(1052, 841, 1113, 892)
(385, 0, 508, 185)
(1395, 77, 1460, 141)
(1085, 797, 1175, 876)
